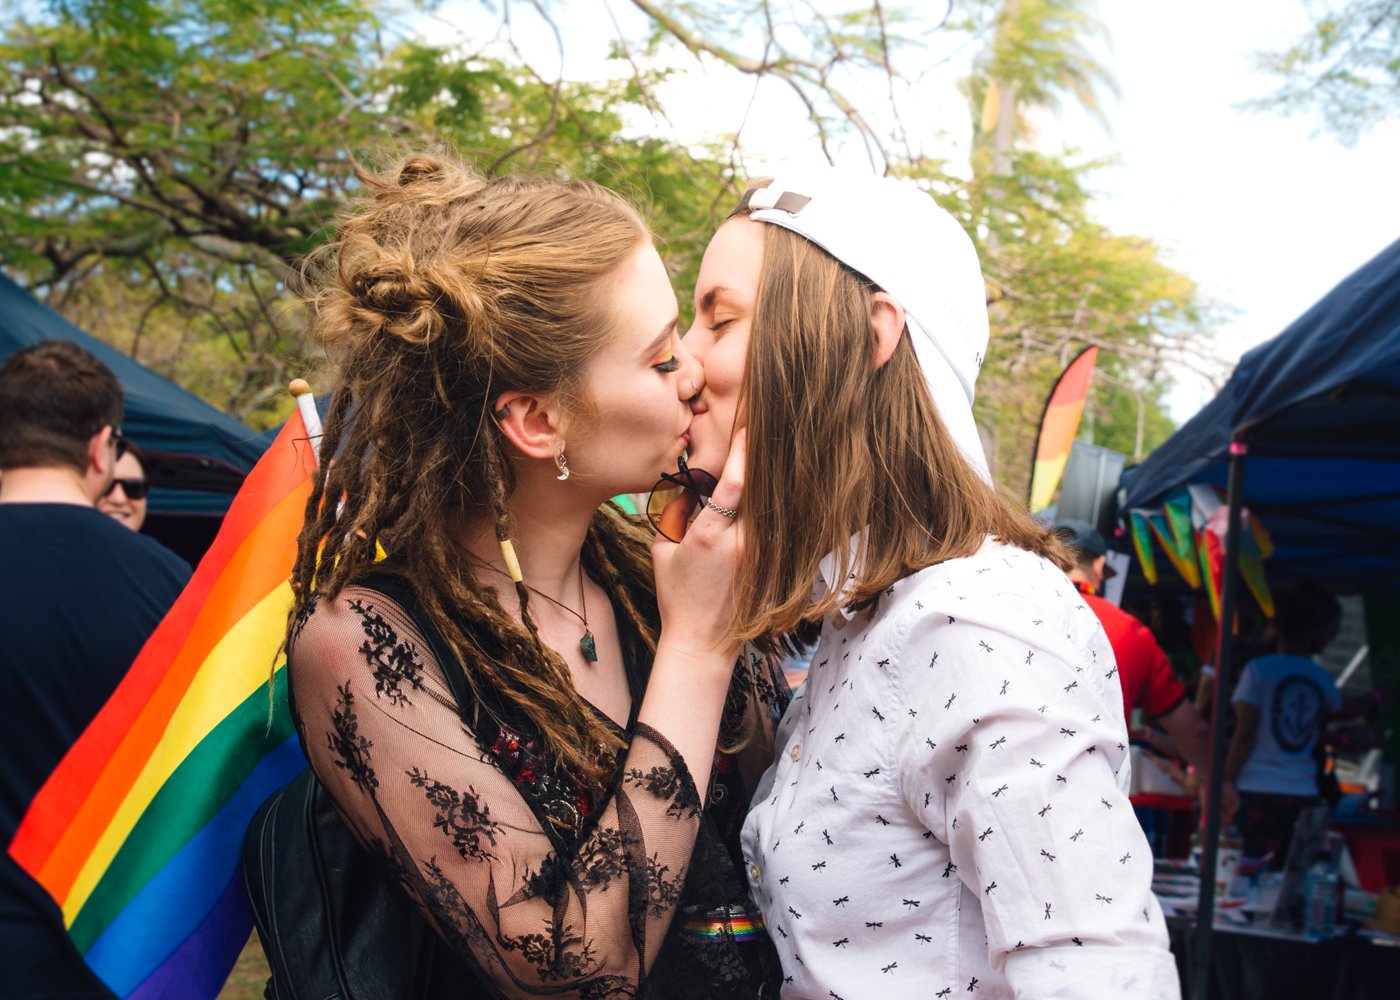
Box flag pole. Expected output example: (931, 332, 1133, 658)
(1191, 438, 1249, 1000)
(288, 378, 324, 445)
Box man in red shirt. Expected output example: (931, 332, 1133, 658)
(1056, 519, 1236, 820)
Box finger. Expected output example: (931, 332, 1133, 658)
(705, 427, 747, 513)
(658, 493, 697, 541)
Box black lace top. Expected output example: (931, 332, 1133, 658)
(286, 576, 788, 999)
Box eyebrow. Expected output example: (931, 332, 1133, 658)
(698, 286, 732, 314)
(643, 316, 679, 356)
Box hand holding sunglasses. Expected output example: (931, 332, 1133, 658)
(648, 429, 747, 662)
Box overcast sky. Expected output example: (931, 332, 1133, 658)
(433, 1, 1400, 422)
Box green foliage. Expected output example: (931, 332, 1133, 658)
(951, 0, 1202, 493)
(1249, 0, 1400, 143)
(0, 0, 1208, 490)
(0, 0, 736, 427)
(971, 0, 1118, 131)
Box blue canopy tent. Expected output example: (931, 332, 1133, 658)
(1, 273, 268, 559)
(1120, 236, 1400, 587)
(1117, 236, 1400, 999)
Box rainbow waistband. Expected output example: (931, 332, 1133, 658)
(678, 910, 768, 942)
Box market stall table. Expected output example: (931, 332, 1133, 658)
(1166, 916, 1400, 1000)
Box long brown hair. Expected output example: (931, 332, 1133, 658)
(287, 151, 659, 785)
(733, 221, 1069, 645)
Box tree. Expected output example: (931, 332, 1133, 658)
(0, 0, 748, 425)
(1, 0, 1213, 498)
(951, 0, 1212, 487)
(1250, 0, 1400, 143)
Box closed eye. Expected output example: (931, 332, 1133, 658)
(654, 355, 681, 373)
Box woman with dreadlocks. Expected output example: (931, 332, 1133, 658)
(282, 152, 783, 998)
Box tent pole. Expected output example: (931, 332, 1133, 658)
(1191, 439, 1248, 1000)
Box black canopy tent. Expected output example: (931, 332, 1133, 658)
(0, 273, 267, 559)
(1118, 235, 1400, 999)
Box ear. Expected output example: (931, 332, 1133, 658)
(870, 291, 906, 371)
(88, 425, 115, 479)
(492, 391, 562, 461)
(1093, 555, 1108, 579)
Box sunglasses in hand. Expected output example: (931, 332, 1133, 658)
(646, 456, 719, 542)
(103, 477, 149, 501)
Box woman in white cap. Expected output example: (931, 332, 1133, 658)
(678, 171, 1180, 999)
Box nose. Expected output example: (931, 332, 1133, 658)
(674, 339, 705, 401)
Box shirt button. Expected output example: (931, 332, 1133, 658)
(749, 862, 762, 882)
(789, 743, 803, 762)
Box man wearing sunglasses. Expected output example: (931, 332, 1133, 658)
(0, 341, 190, 998)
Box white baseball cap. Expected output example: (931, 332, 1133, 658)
(741, 167, 991, 482)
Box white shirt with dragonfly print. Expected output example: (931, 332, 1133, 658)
(741, 538, 1180, 999)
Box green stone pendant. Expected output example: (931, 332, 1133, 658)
(580, 630, 598, 662)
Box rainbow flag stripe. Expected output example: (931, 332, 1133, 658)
(1028, 346, 1099, 512)
(678, 912, 768, 942)
(8, 413, 316, 998)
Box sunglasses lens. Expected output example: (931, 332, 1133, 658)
(645, 466, 721, 542)
(646, 484, 692, 542)
(105, 478, 148, 500)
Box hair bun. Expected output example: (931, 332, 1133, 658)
(350, 263, 445, 345)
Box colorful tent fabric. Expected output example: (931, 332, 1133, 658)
(1120, 236, 1400, 588)
(7, 413, 314, 999)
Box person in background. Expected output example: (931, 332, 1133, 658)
(1226, 585, 1380, 865)
(96, 439, 149, 532)
(0, 341, 190, 999)
(1056, 519, 1234, 820)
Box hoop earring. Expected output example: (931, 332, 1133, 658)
(555, 446, 570, 481)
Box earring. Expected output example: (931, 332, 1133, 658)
(555, 446, 570, 481)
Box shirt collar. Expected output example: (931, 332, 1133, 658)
(815, 531, 867, 622)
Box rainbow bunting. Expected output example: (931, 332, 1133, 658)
(1028, 345, 1099, 512)
(1198, 527, 1223, 621)
(1160, 489, 1202, 588)
(8, 413, 316, 999)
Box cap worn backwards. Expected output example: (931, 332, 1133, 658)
(741, 167, 991, 483)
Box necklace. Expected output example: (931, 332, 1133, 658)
(472, 555, 597, 662)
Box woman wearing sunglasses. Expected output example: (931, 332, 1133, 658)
(97, 438, 150, 532)
(282, 152, 784, 998)
(680, 169, 1179, 999)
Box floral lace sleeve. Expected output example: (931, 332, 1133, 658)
(287, 585, 705, 999)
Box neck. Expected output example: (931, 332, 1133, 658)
(459, 463, 609, 597)
(0, 466, 97, 507)
(1067, 569, 1096, 593)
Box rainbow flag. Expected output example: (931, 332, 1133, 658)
(8, 413, 316, 999)
(1028, 346, 1099, 512)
